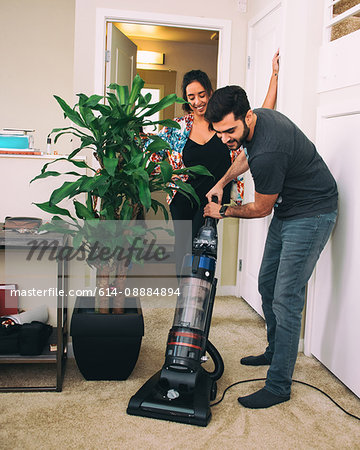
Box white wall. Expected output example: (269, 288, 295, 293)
(247, 0, 324, 140)
(2, 0, 354, 295)
(0, 0, 75, 154)
(73, 0, 250, 97)
(0, 0, 246, 298)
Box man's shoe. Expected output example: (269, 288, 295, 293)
(240, 353, 271, 366)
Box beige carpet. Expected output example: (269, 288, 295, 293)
(1, 296, 359, 449)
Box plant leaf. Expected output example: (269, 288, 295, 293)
(145, 119, 181, 129)
(151, 199, 169, 221)
(36, 158, 95, 177)
(173, 179, 200, 206)
(175, 165, 214, 179)
(54, 95, 85, 127)
(79, 174, 109, 193)
(49, 180, 81, 205)
(52, 130, 88, 144)
(159, 161, 173, 183)
(50, 126, 89, 136)
(120, 200, 133, 220)
(30, 171, 61, 182)
(108, 84, 129, 104)
(72, 232, 84, 249)
(140, 94, 178, 118)
(31, 171, 82, 183)
(83, 94, 104, 107)
(137, 178, 151, 209)
(74, 200, 96, 220)
(128, 75, 145, 108)
(34, 201, 74, 219)
(175, 97, 187, 104)
(146, 136, 171, 153)
(103, 156, 118, 177)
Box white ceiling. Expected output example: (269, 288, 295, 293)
(115, 23, 219, 45)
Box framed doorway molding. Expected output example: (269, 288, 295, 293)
(94, 8, 232, 95)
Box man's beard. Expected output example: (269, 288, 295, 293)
(227, 122, 250, 150)
(236, 122, 250, 148)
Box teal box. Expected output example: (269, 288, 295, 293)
(0, 135, 29, 149)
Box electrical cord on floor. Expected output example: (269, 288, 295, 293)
(210, 377, 360, 421)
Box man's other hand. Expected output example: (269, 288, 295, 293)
(204, 201, 222, 219)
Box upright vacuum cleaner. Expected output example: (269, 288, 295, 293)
(127, 198, 224, 426)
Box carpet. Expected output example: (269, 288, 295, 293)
(1, 296, 359, 449)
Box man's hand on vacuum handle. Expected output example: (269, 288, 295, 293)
(207, 184, 225, 205)
(206, 149, 249, 204)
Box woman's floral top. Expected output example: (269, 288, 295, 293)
(147, 114, 244, 205)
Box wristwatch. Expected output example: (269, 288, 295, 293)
(219, 205, 229, 218)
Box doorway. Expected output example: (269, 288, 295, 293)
(137, 69, 177, 129)
(110, 22, 219, 117)
(94, 10, 232, 96)
(103, 21, 220, 117)
(94, 9, 232, 277)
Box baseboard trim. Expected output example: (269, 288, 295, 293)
(216, 285, 237, 297)
(67, 341, 74, 358)
(66, 326, 304, 356)
(298, 338, 304, 353)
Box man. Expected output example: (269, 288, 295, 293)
(204, 86, 338, 409)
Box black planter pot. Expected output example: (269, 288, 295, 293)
(70, 296, 144, 381)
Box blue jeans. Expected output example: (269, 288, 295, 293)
(258, 211, 337, 396)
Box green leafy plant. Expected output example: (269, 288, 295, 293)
(32, 75, 211, 313)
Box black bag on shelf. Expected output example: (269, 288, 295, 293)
(0, 322, 22, 354)
(18, 321, 53, 355)
(0, 320, 52, 355)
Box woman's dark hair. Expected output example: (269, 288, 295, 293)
(181, 70, 213, 113)
(205, 85, 251, 125)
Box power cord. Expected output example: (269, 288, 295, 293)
(210, 377, 360, 421)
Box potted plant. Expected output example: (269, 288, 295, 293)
(31, 75, 210, 380)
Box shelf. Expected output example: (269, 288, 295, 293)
(0, 232, 68, 392)
(0, 328, 58, 364)
(0, 153, 86, 160)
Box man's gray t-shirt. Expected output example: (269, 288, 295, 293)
(243, 108, 338, 220)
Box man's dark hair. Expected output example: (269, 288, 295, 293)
(182, 70, 213, 113)
(205, 85, 251, 124)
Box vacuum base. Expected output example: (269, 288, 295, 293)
(127, 370, 213, 427)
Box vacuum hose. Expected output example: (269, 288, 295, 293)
(205, 339, 224, 381)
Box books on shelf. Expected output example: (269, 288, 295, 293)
(0, 284, 19, 316)
(0, 150, 42, 155)
(0, 128, 36, 154)
(0, 128, 35, 135)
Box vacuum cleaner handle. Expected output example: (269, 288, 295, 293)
(204, 195, 218, 227)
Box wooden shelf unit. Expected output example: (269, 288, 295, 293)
(0, 231, 68, 392)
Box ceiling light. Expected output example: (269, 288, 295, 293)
(137, 50, 165, 65)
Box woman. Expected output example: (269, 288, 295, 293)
(149, 51, 280, 272)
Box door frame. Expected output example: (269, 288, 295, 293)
(235, 0, 284, 303)
(94, 9, 232, 95)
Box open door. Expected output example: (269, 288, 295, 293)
(236, 3, 282, 316)
(105, 23, 137, 93)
